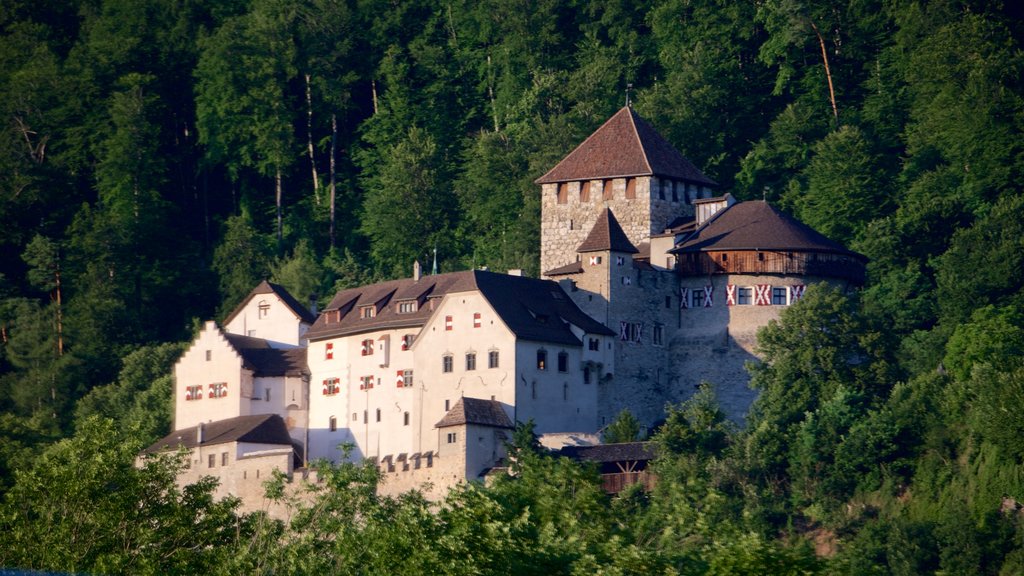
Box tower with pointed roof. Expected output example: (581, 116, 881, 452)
(535, 106, 717, 274)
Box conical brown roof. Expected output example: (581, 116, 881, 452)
(578, 208, 638, 254)
(535, 107, 716, 186)
(673, 201, 865, 258)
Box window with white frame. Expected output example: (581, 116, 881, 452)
(360, 305, 376, 318)
(488, 349, 499, 369)
(397, 300, 417, 313)
(442, 354, 453, 373)
(465, 352, 476, 371)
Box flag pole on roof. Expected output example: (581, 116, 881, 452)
(431, 245, 438, 275)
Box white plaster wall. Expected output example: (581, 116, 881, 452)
(174, 322, 245, 430)
(225, 293, 307, 347)
(413, 291, 518, 459)
(513, 340, 596, 433)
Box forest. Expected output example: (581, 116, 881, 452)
(1, 0, 1023, 573)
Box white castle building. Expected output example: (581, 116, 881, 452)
(148, 106, 866, 506)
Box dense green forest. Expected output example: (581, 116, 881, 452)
(1, 0, 1024, 573)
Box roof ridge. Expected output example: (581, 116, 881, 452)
(626, 107, 654, 175)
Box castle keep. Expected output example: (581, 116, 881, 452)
(148, 107, 867, 507)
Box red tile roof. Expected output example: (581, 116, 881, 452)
(578, 208, 638, 254)
(535, 107, 716, 186)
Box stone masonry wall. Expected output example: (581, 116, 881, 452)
(540, 178, 692, 274)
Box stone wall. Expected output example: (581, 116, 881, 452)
(540, 178, 692, 274)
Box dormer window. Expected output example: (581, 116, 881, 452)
(397, 300, 417, 314)
(360, 305, 376, 319)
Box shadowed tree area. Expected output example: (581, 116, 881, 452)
(0, 0, 1023, 572)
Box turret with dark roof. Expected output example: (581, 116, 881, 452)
(577, 208, 639, 254)
(672, 201, 867, 283)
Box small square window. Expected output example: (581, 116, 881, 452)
(772, 287, 788, 305)
(361, 339, 374, 356)
(447, 432, 457, 444)
(737, 287, 752, 305)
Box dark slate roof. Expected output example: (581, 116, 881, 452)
(559, 442, 657, 463)
(307, 270, 614, 345)
(223, 280, 317, 326)
(223, 333, 308, 377)
(473, 271, 615, 343)
(578, 208, 638, 254)
(535, 107, 717, 186)
(436, 397, 514, 429)
(145, 414, 293, 453)
(672, 201, 866, 259)
(544, 261, 584, 277)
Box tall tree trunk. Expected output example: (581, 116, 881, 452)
(371, 79, 379, 115)
(275, 167, 283, 249)
(809, 20, 839, 121)
(487, 54, 498, 131)
(330, 113, 337, 249)
(55, 266, 63, 357)
(304, 73, 320, 204)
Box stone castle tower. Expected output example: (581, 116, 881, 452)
(538, 107, 868, 428)
(535, 106, 718, 274)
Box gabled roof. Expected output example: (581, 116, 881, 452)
(577, 208, 639, 254)
(672, 201, 866, 259)
(535, 107, 716, 186)
(306, 270, 614, 345)
(145, 414, 293, 453)
(436, 397, 514, 429)
(559, 442, 657, 463)
(223, 333, 308, 377)
(223, 280, 316, 326)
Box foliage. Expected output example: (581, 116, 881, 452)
(0, 0, 1023, 571)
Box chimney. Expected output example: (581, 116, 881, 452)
(309, 294, 318, 315)
(413, 260, 422, 282)
(197, 422, 204, 444)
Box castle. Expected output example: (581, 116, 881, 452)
(147, 106, 866, 508)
